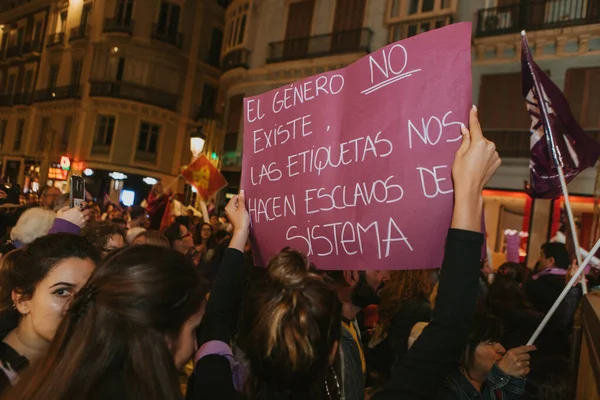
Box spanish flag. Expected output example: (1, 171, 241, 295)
(181, 155, 228, 200)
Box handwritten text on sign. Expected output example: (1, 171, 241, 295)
(242, 23, 473, 270)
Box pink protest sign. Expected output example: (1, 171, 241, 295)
(242, 23, 472, 270)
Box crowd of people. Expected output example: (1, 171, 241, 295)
(0, 108, 590, 399)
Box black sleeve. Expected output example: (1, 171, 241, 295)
(198, 248, 245, 346)
(186, 355, 239, 400)
(373, 229, 483, 400)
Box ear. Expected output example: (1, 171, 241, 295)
(12, 290, 30, 316)
(329, 340, 339, 366)
(547, 256, 556, 267)
(343, 271, 358, 286)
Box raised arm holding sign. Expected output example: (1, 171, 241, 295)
(242, 23, 474, 270)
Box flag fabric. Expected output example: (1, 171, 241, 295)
(159, 197, 173, 232)
(522, 33, 600, 199)
(181, 155, 228, 200)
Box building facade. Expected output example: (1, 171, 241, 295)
(0, 0, 225, 204)
(217, 0, 600, 266)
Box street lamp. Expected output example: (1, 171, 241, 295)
(190, 128, 205, 160)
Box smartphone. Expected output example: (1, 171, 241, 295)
(70, 175, 85, 209)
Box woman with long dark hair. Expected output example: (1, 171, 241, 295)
(7, 245, 208, 400)
(369, 269, 436, 383)
(0, 234, 100, 393)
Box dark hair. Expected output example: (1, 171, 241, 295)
(496, 262, 530, 284)
(195, 222, 213, 245)
(484, 271, 533, 319)
(133, 230, 170, 247)
(213, 230, 231, 243)
(175, 216, 191, 228)
(0, 234, 101, 314)
(379, 269, 434, 330)
(129, 206, 147, 221)
(459, 306, 504, 374)
(81, 221, 127, 254)
(241, 249, 341, 399)
(163, 222, 186, 247)
(11, 245, 207, 400)
(541, 242, 571, 270)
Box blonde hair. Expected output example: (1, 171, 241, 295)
(241, 249, 341, 397)
(10, 208, 56, 244)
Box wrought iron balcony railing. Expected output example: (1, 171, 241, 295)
(476, 0, 600, 37)
(90, 81, 179, 111)
(267, 28, 373, 63)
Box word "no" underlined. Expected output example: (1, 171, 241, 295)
(361, 69, 422, 95)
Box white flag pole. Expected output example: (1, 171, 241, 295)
(527, 236, 600, 345)
(522, 30, 587, 294)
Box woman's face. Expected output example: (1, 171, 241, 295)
(200, 224, 212, 240)
(16, 257, 95, 342)
(172, 305, 205, 369)
(175, 226, 195, 254)
(470, 341, 506, 376)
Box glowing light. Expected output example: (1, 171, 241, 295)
(143, 177, 158, 185)
(190, 137, 205, 158)
(108, 171, 127, 180)
(120, 190, 135, 207)
(112, 46, 119, 53)
(83, 168, 94, 176)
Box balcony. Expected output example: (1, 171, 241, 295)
(13, 92, 33, 105)
(221, 48, 250, 72)
(151, 24, 183, 48)
(103, 18, 134, 35)
(267, 28, 373, 64)
(389, 15, 454, 42)
(90, 81, 179, 111)
(0, 95, 13, 107)
(6, 46, 22, 59)
(46, 33, 65, 48)
(476, 0, 600, 37)
(33, 85, 81, 102)
(23, 40, 42, 55)
(70, 26, 89, 42)
(485, 129, 600, 158)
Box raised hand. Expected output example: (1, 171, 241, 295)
(497, 345, 536, 378)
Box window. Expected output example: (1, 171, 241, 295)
(60, 116, 72, 152)
(116, 57, 125, 81)
(0, 120, 7, 151)
(478, 73, 529, 130)
(283, 0, 314, 59)
(37, 117, 50, 151)
(224, 2, 249, 51)
(6, 73, 16, 95)
(71, 59, 83, 87)
(23, 69, 33, 94)
(157, 1, 181, 38)
(115, 0, 134, 25)
(564, 68, 600, 129)
(137, 121, 160, 153)
(16, 27, 24, 49)
(92, 115, 115, 154)
(80, 2, 92, 28)
(48, 65, 59, 90)
(199, 84, 218, 117)
(33, 20, 42, 47)
(224, 94, 244, 153)
(389, 14, 453, 41)
(206, 28, 223, 67)
(13, 119, 24, 151)
(58, 11, 68, 34)
(388, 0, 453, 19)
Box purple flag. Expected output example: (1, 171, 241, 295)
(521, 33, 600, 199)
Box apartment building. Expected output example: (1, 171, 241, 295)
(0, 0, 225, 204)
(217, 0, 600, 265)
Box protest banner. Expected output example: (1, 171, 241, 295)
(242, 23, 472, 270)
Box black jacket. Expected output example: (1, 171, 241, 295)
(186, 229, 483, 400)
